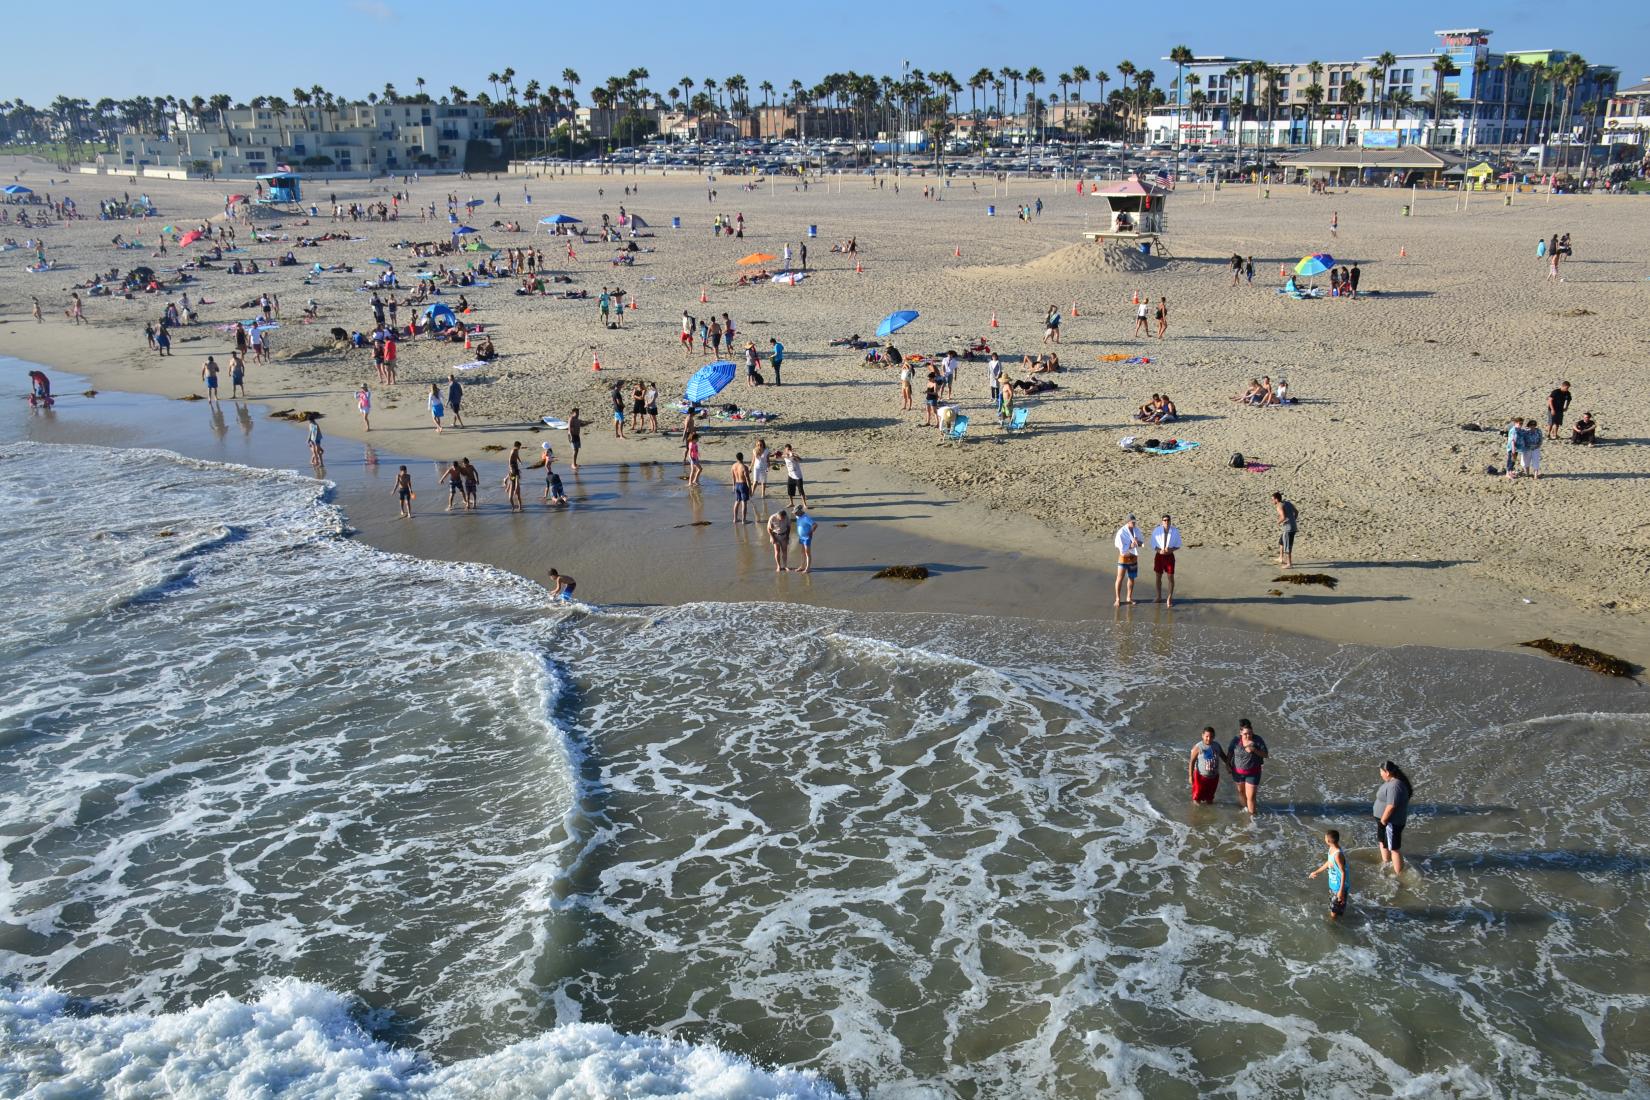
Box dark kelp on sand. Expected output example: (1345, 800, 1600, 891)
(1519, 638, 1635, 679)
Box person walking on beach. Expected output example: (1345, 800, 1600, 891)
(394, 465, 414, 518)
(769, 338, 785, 386)
(923, 370, 940, 427)
(447, 374, 465, 428)
(781, 444, 808, 507)
(1272, 491, 1297, 569)
(505, 441, 524, 511)
(766, 505, 792, 572)
(681, 310, 695, 354)
(1152, 513, 1182, 606)
(1114, 514, 1144, 607)
(428, 383, 445, 432)
(1374, 760, 1415, 878)
(201, 356, 221, 407)
(1246, 256, 1255, 286)
(899, 358, 914, 411)
(1155, 297, 1169, 340)
(229, 351, 246, 399)
(709, 316, 723, 355)
(598, 286, 611, 327)
(1043, 304, 1061, 345)
(730, 452, 752, 523)
(156, 322, 172, 357)
(356, 383, 372, 431)
(1546, 381, 1571, 441)
(69, 292, 85, 325)
(1228, 719, 1268, 814)
(31, 296, 42, 323)
(1189, 727, 1227, 805)
(1308, 829, 1349, 921)
(1330, 210, 1338, 239)
(460, 457, 480, 509)
(751, 438, 770, 499)
(686, 432, 703, 485)
(1134, 298, 1150, 338)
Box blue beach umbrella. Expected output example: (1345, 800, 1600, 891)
(368, 257, 392, 266)
(539, 213, 581, 224)
(683, 361, 737, 404)
(1295, 253, 1334, 278)
(452, 225, 479, 235)
(3, 184, 32, 195)
(876, 309, 919, 338)
(465, 198, 485, 208)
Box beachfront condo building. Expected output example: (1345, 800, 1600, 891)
(1603, 78, 1650, 146)
(96, 102, 499, 177)
(1142, 29, 1619, 149)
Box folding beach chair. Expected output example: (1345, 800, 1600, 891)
(1004, 407, 1029, 433)
(946, 414, 969, 442)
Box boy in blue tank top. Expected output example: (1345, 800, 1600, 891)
(1308, 829, 1349, 921)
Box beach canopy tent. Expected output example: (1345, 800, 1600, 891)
(423, 302, 459, 331)
(1277, 147, 1463, 188)
(628, 214, 650, 228)
(684, 361, 737, 404)
(1087, 176, 1170, 239)
(256, 172, 302, 203)
(1465, 162, 1495, 190)
(3, 184, 32, 196)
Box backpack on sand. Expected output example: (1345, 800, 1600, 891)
(1230, 452, 1245, 468)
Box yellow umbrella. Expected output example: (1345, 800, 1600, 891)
(736, 252, 777, 266)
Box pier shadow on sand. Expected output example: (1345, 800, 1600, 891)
(1420, 849, 1650, 875)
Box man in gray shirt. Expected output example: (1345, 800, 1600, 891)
(1227, 719, 1268, 814)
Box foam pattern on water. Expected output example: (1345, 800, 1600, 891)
(2, 442, 1648, 1098)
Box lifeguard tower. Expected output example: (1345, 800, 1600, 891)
(256, 172, 302, 205)
(1084, 176, 1170, 255)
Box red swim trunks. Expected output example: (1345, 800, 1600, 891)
(1154, 551, 1176, 575)
(1191, 769, 1219, 804)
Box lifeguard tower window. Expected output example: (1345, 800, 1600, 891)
(1085, 176, 1170, 244)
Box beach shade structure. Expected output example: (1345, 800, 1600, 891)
(1295, 253, 1334, 278)
(452, 225, 479, 235)
(876, 309, 920, 338)
(226, 193, 248, 204)
(683, 360, 738, 404)
(423, 302, 459, 331)
(629, 214, 650, 228)
(414, 271, 436, 279)
(771, 271, 806, 285)
(368, 257, 392, 266)
(178, 230, 204, 247)
(540, 214, 581, 224)
(3, 184, 32, 195)
(737, 252, 778, 266)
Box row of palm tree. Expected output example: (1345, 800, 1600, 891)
(1, 52, 1608, 163)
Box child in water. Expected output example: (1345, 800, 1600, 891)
(548, 568, 576, 600)
(1308, 829, 1349, 921)
(394, 465, 413, 518)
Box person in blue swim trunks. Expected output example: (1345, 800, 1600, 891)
(1309, 829, 1349, 921)
(547, 568, 576, 601)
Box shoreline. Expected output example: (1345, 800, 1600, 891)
(6, 351, 1646, 674)
(3, 159, 1647, 668)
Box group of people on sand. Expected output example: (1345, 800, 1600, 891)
(1543, 232, 1573, 279)
(1234, 377, 1291, 406)
(1190, 724, 1417, 921)
(1502, 380, 1597, 478)
(729, 443, 816, 573)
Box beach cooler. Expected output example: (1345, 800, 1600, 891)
(1138, 242, 1151, 255)
(987, 205, 996, 216)
(671, 217, 681, 229)
(807, 225, 817, 238)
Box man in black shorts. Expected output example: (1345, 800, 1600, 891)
(1546, 381, 1571, 441)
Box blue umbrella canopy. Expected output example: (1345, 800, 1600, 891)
(465, 198, 485, 208)
(452, 225, 479, 235)
(876, 309, 919, 338)
(3, 184, 32, 195)
(539, 214, 581, 224)
(1295, 253, 1334, 277)
(683, 361, 737, 404)
(368, 257, 392, 265)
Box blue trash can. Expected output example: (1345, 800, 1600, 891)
(987, 205, 996, 216)
(671, 216, 681, 230)
(1138, 242, 1151, 255)
(807, 224, 817, 238)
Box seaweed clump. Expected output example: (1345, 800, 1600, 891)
(1272, 573, 1338, 589)
(873, 565, 930, 581)
(1519, 639, 1634, 678)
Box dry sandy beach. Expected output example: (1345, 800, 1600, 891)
(3, 156, 1648, 665)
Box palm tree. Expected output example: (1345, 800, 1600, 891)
(1428, 55, 1458, 147)
(1025, 67, 1044, 142)
(1305, 61, 1324, 145)
(450, 85, 467, 104)
(1373, 52, 1397, 128)
(486, 73, 500, 102)
(1168, 44, 1194, 154)
(1499, 56, 1521, 147)
(415, 75, 427, 101)
(1391, 89, 1414, 133)
(500, 68, 516, 107)
(1070, 65, 1089, 139)
(1557, 55, 1587, 145)
(1469, 54, 1489, 145)
(1340, 79, 1364, 146)
(1094, 69, 1109, 136)
(1114, 60, 1135, 143)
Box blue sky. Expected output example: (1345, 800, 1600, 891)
(5, 0, 1645, 103)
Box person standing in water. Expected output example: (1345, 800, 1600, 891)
(750, 438, 770, 499)
(1308, 829, 1349, 921)
(443, 460, 464, 511)
(730, 451, 752, 524)
(306, 413, 324, 466)
(394, 465, 413, 518)
(1188, 726, 1227, 805)
(547, 568, 577, 600)
(766, 505, 792, 572)
(505, 441, 524, 511)
(793, 504, 816, 573)
(1227, 719, 1268, 814)
(566, 409, 588, 471)
(356, 383, 372, 431)
(201, 356, 221, 406)
(1374, 760, 1415, 878)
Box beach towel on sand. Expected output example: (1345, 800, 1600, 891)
(1143, 440, 1199, 456)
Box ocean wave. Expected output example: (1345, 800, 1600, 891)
(0, 980, 841, 1099)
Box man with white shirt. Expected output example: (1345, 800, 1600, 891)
(1114, 514, 1144, 607)
(1152, 513, 1183, 606)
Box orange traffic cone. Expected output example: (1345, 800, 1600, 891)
(629, 298, 638, 311)
(592, 355, 601, 372)
(463, 332, 471, 349)
(1279, 263, 1288, 278)
(855, 260, 863, 274)
(699, 286, 708, 303)
(1071, 300, 1080, 318)
(1399, 245, 1407, 258)
(989, 311, 999, 329)
(1132, 289, 1140, 305)
(954, 245, 961, 258)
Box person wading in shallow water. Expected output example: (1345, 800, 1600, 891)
(1189, 726, 1228, 805)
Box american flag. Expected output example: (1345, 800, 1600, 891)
(1150, 168, 1177, 190)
